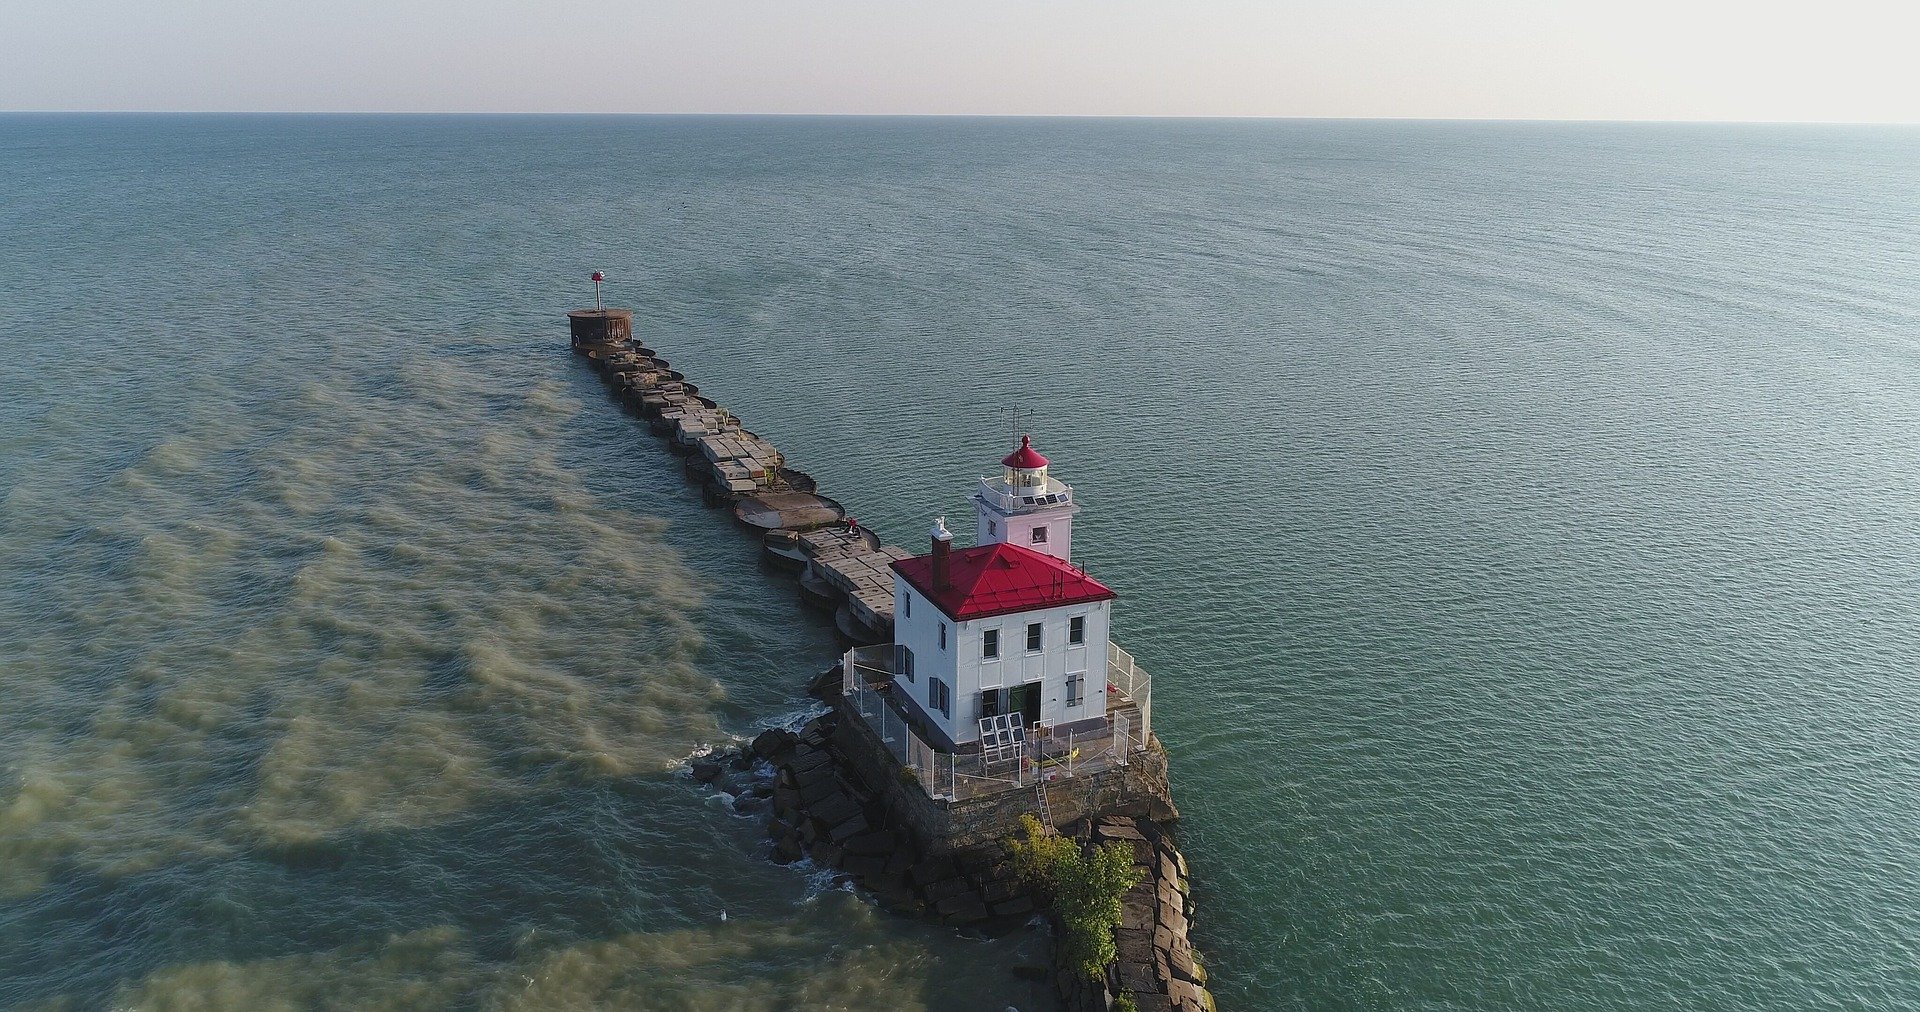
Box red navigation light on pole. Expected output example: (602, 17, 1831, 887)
(590, 270, 605, 310)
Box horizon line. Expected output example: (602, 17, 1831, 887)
(3, 110, 1919, 128)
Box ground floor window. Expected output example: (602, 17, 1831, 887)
(1066, 672, 1085, 707)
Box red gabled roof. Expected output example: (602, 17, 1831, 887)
(1001, 435, 1049, 470)
(893, 541, 1115, 621)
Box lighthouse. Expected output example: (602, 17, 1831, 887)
(972, 434, 1080, 563)
(883, 434, 1120, 748)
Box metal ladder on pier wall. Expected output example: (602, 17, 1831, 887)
(1034, 780, 1056, 834)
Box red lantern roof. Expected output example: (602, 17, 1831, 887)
(893, 541, 1114, 621)
(1001, 434, 1049, 470)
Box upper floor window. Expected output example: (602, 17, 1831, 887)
(1069, 615, 1085, 645)
(988, 520, 998, 538)
(1031, 526, 1049, 544)
(901, 646, 916, 682)
(1026, 623, 1042, 652)
(904, 594, 911, 619)
(982, 628, 999, 659)
(938, 622, 947, 651)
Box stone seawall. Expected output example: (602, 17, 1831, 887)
(726, 706, 1215, 1012)
(764, 711, 1040, 931)
(1067, 815, 1212, 1012)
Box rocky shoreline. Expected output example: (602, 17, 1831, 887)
(693, 706, 1214, 1012)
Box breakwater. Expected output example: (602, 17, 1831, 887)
(570, 308, 1215, 1012)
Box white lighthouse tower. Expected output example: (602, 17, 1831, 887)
(973, 434, 1080, 563)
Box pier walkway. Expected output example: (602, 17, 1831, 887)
(570, 319, 912, 643)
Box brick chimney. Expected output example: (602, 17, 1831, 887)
(930, 516, 953, 592)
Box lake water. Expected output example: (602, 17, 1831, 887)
(3, 114, 1918, 1010)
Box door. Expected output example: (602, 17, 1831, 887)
(1009, 682, 1042, 730)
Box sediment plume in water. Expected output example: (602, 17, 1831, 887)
(0, 357, 724, 899)
(88, 895, 1035, 1011)
(0, 310, 1053, 1010)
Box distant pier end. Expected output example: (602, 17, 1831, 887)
(568, 308, 633, 352)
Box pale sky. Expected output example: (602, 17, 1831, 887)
(4, 1, 1917, 122)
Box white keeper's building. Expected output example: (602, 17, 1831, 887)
(860, 434, 1149, 757)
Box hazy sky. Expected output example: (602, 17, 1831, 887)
(5, 1, 1917, 122)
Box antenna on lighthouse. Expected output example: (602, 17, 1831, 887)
(591, 270, 605, 311)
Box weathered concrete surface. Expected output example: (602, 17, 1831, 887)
(567, 308, 633, 349)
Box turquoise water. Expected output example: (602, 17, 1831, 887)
(3, 115, 1919, 1010)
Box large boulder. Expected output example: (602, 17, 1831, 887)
(751, 728, 797, 760)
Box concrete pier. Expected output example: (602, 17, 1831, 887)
(566, 311, 1215, 1012)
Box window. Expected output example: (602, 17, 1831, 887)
(901, 646, 915, 682)
(1069, 615, 1085, 645)
(904, 594, 911, 619)
(988, 520, 998, 538)
(982, 629, 999, 659)
(938, 622, 947, 651)
(1026, 623, 1042, 651)
(1031, 526, 1049, 544)
(930, 678, 951, 719)
(1067, 673, 1084, 707)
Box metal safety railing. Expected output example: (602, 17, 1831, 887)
(1107, 640, 1152, 747)
(842, 645, 1152, 803)
(974, 475, 1074, 513)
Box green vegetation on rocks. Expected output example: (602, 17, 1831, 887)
(1006, 815, 1143, 980)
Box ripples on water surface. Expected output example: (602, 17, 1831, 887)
(2, 115, 1919, 1010)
